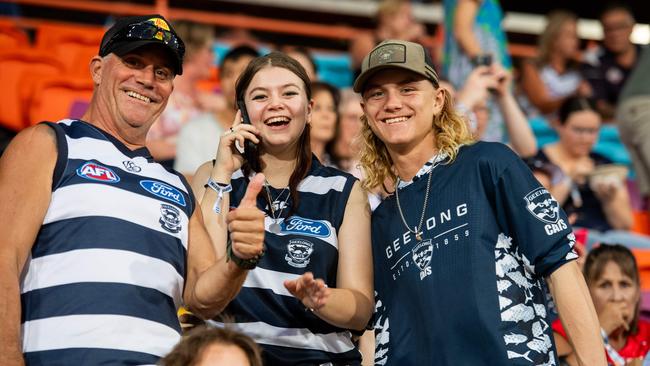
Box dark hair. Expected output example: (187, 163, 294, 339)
(557, 96, 598, 125)
(160, 326, 262, 366)
(220, 45, 260, 69)
(311, 81, 341, 164)
(583, 243, 641, 335)
(285, 46, 318, 77)
(235, 51, 313, 214)
(599, 2, 635, 22)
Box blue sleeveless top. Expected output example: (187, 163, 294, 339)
(218, 157, 360, 365)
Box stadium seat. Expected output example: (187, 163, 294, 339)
(35, 24, 104, 75)
(0, 49, 65, 131)
(0, 18, 30, 49)
(633, 211, 650, 236)
(26, 76, 94, 125)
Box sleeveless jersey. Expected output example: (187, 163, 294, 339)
(215, 157, 360, 365)
(21, 119, 194, 365)
(371, 142, 578, 365)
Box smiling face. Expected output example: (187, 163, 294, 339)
(361, 68, 443, 156)
(243, 66, 312, 154)
(93, 44, 174, 134)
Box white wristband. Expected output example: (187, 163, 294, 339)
(206, 178, 232, 214)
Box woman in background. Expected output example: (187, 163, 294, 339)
(309, 81, 340, 166)
(553, 244, 650, 366)
(525, 97, 637, 241)
(443, 0, 512, 142)
(519, 11, 589, 120)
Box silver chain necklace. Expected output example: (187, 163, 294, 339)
(263, 180, 290, 234)
(395, 155, 444, 242)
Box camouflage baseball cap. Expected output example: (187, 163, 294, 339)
(353, 39, 439, 93)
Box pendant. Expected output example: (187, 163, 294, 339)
(415, 231, 423, 241)
(269, 222, 281, 234)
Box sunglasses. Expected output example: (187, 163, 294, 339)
(105, 20, 185, 56)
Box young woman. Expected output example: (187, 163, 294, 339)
(309, 81, 340, 166)
(192, 52, 373, 365)
(519, 11, 588, 120)
(553, 244, 650, 365)
(526, 96, 633, 232)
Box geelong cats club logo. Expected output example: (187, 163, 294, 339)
(412, 240, 433, 280)
(524, 187, 559, 224)
(159, 204, 181, 233)
(285, 239, 314, 268)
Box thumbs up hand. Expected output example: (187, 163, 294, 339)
(226, 173, 266, 260)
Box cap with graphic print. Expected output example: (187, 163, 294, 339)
(99, 14, 185, 75)
(353, 39, 439, 93)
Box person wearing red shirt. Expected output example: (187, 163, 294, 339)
(553, 244, 650, 365)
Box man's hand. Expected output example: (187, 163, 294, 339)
(226, 173, 265, 260)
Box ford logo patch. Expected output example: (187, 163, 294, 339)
(140, 180, 186, 207)
(281, 216, 330, 238)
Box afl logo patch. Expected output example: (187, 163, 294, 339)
(285, 239, 314, 268)
(524, 187, 560, 224)
(76, 162, 120, 183)
(159, 203, 182, 233)
(140, 180, 186, 207)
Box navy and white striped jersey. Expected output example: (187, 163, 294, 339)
(21, 120, 194, 365)
(371, 142, 578, 365)
(218, 157, 360, 365)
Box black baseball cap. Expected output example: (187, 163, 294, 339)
(353, 40, 439, 93)
(99, 14, 185, 75)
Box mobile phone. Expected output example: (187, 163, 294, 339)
(236, 99, 260, 172)
(472, 54, 492, 67)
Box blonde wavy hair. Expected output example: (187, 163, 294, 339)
(358, 88, 474, 192)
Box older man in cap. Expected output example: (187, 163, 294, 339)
(0, 14, 265, 365)
(355, 40, 605, 365)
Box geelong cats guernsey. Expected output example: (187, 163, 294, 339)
(21, 120, 194, 365)
(216, 157, 361, 365)
(371, 142, 578, 366)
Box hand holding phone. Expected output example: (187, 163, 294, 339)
(237, 100, 261, 172)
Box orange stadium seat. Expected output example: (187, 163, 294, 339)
(26, 76, 94, 125)
(35, 24, 104, 75)
(633, 211, 650, 236)
(633, 249, 650, 291)
(0, 19, 30, 49)
(0, 49, 65, 131)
